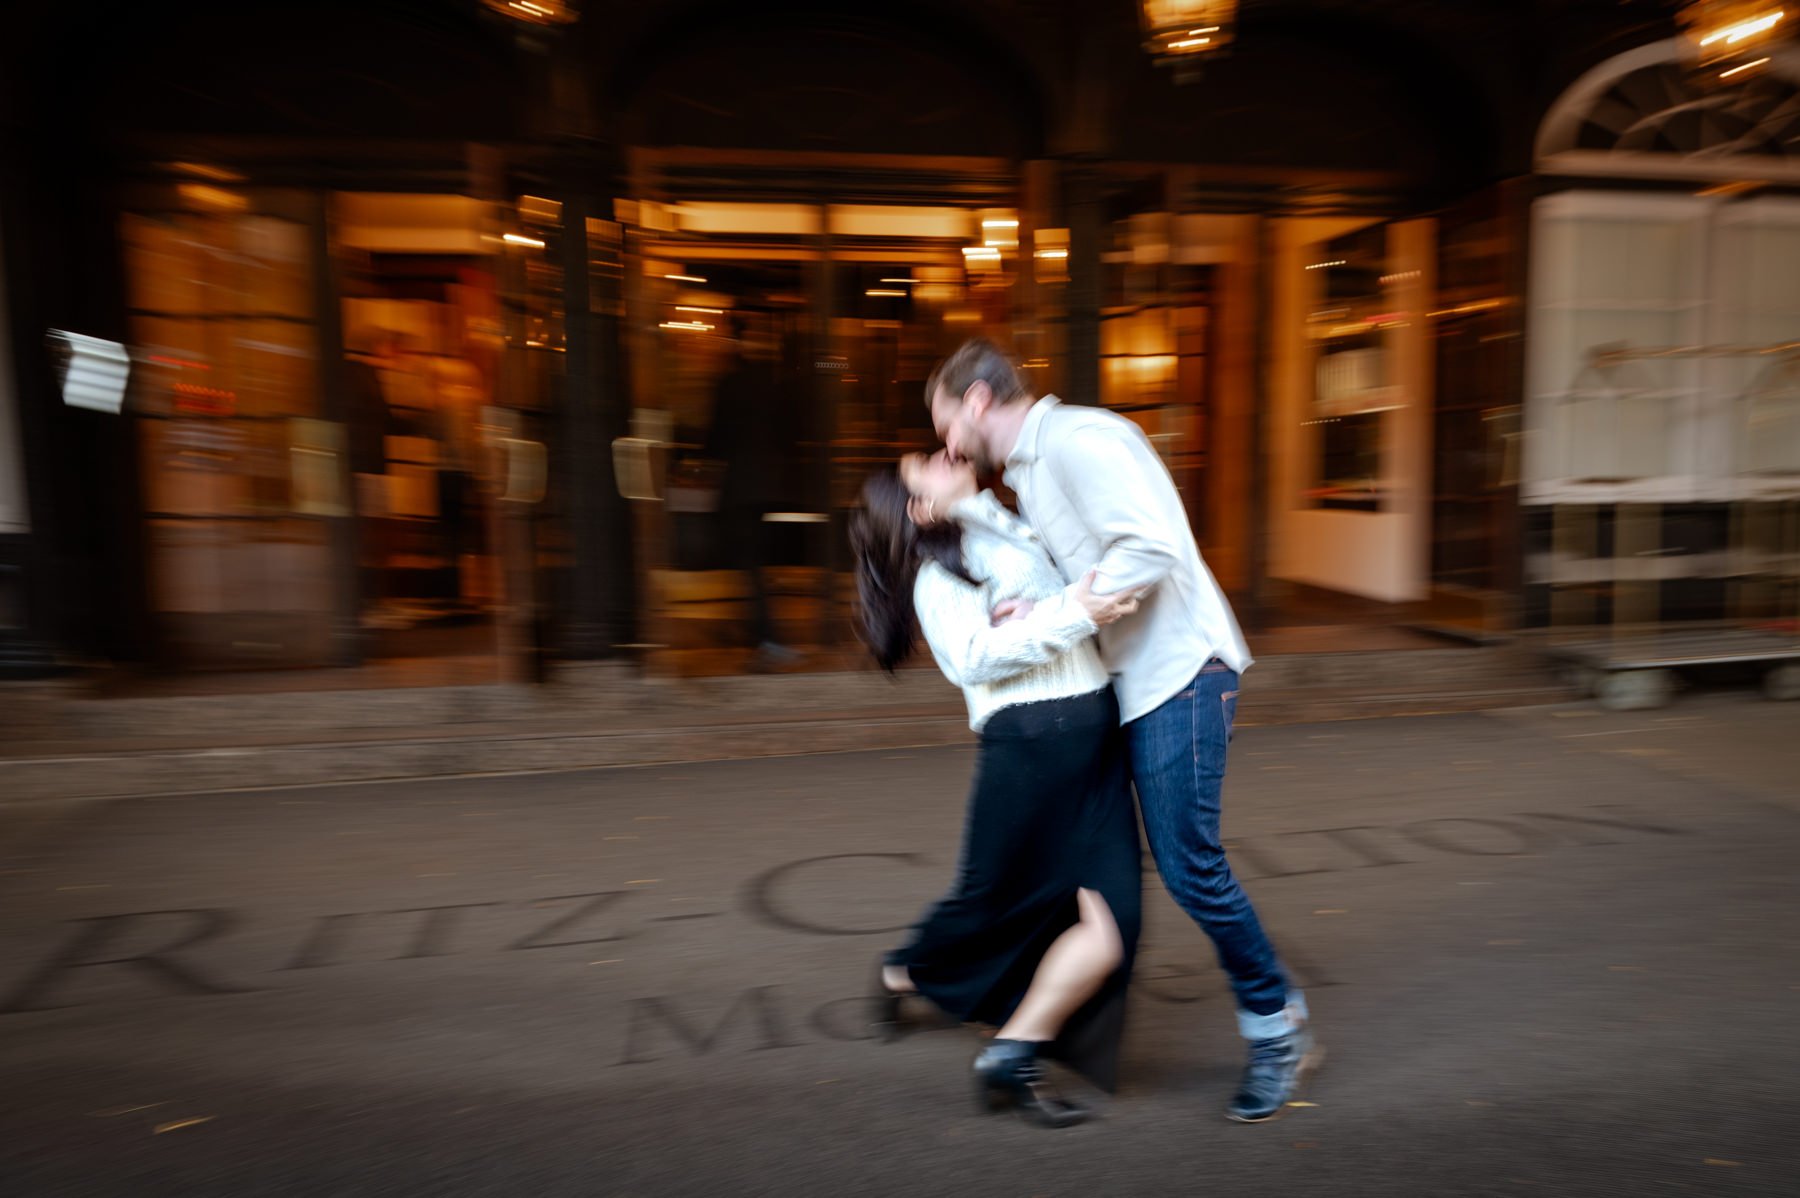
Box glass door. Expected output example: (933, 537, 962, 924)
(331, 191, 537, 680)
(1101, 211, 1212, 531)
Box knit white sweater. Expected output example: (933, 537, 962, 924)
(913, 491, 1110, 732)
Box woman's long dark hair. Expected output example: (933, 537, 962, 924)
(849, 467, 980, 672)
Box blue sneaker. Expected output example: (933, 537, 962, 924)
(1226, 1024, 1323, 1123)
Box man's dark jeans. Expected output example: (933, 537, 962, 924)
(1126, 661, 1294, 1029)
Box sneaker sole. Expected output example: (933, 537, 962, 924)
(1225, 1044, 1326, 1124)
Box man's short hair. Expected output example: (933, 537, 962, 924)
(925, 338, 1031, 409)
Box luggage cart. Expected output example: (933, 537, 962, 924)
(1547, 626, 1800, 710)
(1545, 343, 1800, 710)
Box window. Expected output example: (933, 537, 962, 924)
(1526, 192, 1800, 503)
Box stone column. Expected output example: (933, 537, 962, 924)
(1062, 160, 1101, 407)
(556, 174, 637, 657)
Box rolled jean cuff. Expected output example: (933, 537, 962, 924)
(1237, 991, 1308, 1041)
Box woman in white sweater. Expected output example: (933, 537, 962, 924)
(850, 451, 1144, 1128)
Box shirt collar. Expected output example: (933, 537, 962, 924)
(950, 490, 1032, 541)
(1005, 395, 1061, 470)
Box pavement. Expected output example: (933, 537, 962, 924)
(1, 693, 1796, 1197)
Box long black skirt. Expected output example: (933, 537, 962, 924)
(887, 686, 1142, 1091)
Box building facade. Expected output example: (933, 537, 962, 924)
(4, 0, 1785, 685)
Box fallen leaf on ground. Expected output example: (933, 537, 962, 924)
(153, 1117, 213, 1134)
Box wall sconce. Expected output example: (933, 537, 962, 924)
(1679, 2, 1791, 84)
(1140, 0, 1237, 75)
(483, 0, 578, 25)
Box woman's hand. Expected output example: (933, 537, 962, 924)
(990, 597, 1035, 626)
(1072, 569, 1144, 627)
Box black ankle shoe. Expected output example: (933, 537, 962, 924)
(972, 1039, 1089, 1129)
(870, 963, 915, 1043)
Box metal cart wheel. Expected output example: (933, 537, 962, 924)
(1595, 668, 1674, 711)
(1764, 663, 1800, 702)
(1560, 665, 1601, 697)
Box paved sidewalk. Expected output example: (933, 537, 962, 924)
(1, 696, 1795, 1196)
(0, 646, 1572, 800)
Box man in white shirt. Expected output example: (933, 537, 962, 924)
(927, 339, 1319, 1122)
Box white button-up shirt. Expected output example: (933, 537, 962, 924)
(1003, 395, 1252, 723)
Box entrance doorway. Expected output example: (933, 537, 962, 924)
(616, 177, 1018, 675)
(336, 195, 505, 667)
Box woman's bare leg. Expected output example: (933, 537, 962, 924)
(995, 888, 1123, 1043)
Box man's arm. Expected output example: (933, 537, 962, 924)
(915, 564, 1097, 688)
(1048, 423, 1184, 595)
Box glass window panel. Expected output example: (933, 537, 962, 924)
(230, 319, 317, 418)
(122, 213, 207, 315)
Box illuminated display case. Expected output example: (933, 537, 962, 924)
(1306, 225, 1396, 513)
(122, 188, 335, 668)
